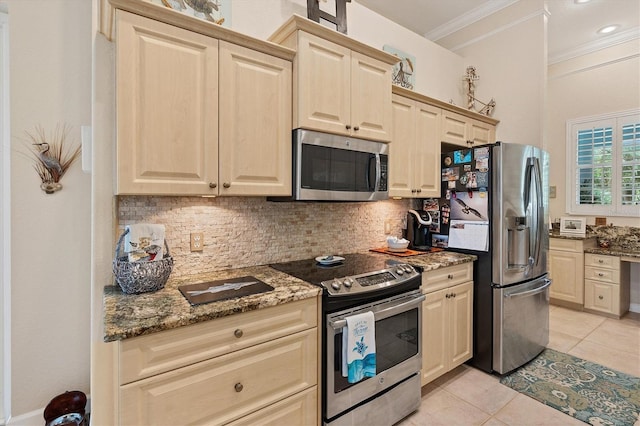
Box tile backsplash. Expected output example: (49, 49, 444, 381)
(118, 196, 414, 278)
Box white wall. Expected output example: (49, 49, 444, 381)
(547, 40, 640, 226)
(7, 0, 91, 421)
(435, 0, 548, 147)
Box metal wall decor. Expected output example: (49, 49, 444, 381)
(25, 124, 81, 194)
(463, 66, 496, 116)
(307, 0, 351, 34)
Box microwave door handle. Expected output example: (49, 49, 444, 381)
(366, 154, 378, 191)
(375, 153, 381, 191)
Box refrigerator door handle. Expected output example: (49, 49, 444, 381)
(531, 157, 544, 268)
(504, 278, 551, 299)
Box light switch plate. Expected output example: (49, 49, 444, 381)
(549, 185, 556, 198)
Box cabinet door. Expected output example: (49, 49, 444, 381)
(296, 31, 350, 135)
(470, 119, 495, 145)
(219, 41, 292, 196)
(421, 288, 447, 386)
(350, 51, 392, 142)
(389, 95, 415, 198)
(448, 282, 473, 368)
(549, 250, 584, 304)
(116, 11, 218, 195)
(584, 280, 619, 315)
(440, 110, 468, 146)
(227, 387, 317, 426)
(414, 103, 441, 197)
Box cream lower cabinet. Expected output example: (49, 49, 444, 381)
(584, 253, 630, 318)
(269, 15, 396, 142)
(118, 298, 319, 426)
(421, 263, 473, 386)
(389, 93, 441, 198)
(441, 110, 496, 148)
(116, 10, 292, 196)
(548, 238, 595, 307)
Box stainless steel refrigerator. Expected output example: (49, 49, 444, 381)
(433, 142, 550, 374)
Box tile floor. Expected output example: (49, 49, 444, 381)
(398, 305, 640, 426)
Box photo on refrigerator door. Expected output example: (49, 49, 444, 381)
(450, 191, 488, 221)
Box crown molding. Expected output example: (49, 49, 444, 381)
(549, 26, 640, 65)
(425, 0, 519, 41)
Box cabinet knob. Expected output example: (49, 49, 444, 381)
(411, 189, 417, 193)
(445, 294, 450, 299)
(598, 260, 604, 263)
(598, 273, 604, 277)
(234, 383, 244, 392)
(447, 274, 454, 279)
(598, 295, 604, 300)
(234, 329, 243, 338)
(452, 293, 456, 298)
(209, 182, 217, 189)
(346, 125, 351, 130)
(354, 126, 359, 131)
(417, 189, 422, 193)
(223, 182, 231, 188)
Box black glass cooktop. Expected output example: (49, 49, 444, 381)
(269, 253, 398, 286)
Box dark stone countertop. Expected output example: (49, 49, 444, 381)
(584, 247, 640, 259)
(549, 230, 597, 240)
(103, 250, 477, 342)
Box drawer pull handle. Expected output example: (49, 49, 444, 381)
(447, 274, 454, 279)
(235, 383, 243, 392)
(598, 295, 604, 300)
(234, 329, 243, 338)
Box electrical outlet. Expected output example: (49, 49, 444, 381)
(190, 232, 204, 252)
(384, 219, 392, 234)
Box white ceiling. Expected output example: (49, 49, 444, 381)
(355, 0, 640, 63)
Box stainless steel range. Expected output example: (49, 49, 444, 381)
(270, 253, 424, 426)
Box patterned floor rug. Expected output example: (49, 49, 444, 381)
(500, 348, 640, 426)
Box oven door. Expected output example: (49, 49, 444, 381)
(325, 289, 424, 421)
(294, 129, 389, 201)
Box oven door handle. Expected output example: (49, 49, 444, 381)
(328, 294, 425, 330)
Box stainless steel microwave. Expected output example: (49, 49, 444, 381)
(283, 129, 389, 201)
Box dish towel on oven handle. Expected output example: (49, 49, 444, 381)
(341, 311, 376, 383)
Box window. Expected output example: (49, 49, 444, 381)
(567, 109, 640, 217)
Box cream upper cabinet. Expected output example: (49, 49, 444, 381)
(421, 263, 473, 386)
(218, 41, 292, 196)
(389, 93, 440, 198)
(116, 10, 219, 195)
(269, 15, 397, 142)
(116, 10, 293, 196)
(441, 110, 496, 148)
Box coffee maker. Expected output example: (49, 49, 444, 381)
(405, 209, 432, 251)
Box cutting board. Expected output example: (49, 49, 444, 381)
(370, 247, 443, 257)
(179, 276, 273, 306)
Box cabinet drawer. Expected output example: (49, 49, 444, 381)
(119, 297, 317, 384)
(584, 253, 620, 270)
(120, 328, 317, 426)
(584, 279, 620, 315)
(549, 238, 582, 252)
(584, 266, 620, 284)
(422, 263, 473, 293)
(227, 387, 317, 426)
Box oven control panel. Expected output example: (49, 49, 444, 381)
(321, 263, 419, 296)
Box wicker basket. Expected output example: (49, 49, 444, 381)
(112, 229, 174, 294)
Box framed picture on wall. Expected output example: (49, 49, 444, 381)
(560, 217, 586, 235)
(383, 45, 415, 90)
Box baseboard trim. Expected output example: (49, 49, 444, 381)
(629, 303, 640, 314)
(5, 396, 90, 426)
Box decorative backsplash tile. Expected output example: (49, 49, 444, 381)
(118, 196, 414, 278)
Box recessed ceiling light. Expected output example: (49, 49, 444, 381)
(574, 0, 591, 3)
(597, 25, 620, 34)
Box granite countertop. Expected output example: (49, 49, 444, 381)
(103, 250, 476, 342)
(584, 246, 640, 259)
(549, 230, 597, 240)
